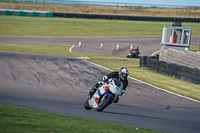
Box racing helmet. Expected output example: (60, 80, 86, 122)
(119, 67, 129, 80)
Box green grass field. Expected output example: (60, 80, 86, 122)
(0, 16, 200, 36)
(0, 104, 164, 133)
(0, 16, 199, 133)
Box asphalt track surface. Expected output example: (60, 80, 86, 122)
(0, 36, 199, 56)
(0, 36, 200, 133)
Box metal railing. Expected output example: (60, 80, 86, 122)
(2, 0, 199, 8)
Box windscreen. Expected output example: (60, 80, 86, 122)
(112, 78, 123, 90)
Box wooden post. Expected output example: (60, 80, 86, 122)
(83, 1, 85, 8)
(99, 2, 101, 9)
(59, 0, 61, 8)
(52, 0, 54, 6)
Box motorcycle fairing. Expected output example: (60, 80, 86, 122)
(87, 78, 123, 110)
(89, 86, 107, 108)
(104, 92, 114, 98)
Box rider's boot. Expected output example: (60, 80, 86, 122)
(88, 84, 98, 99)
(113, 96, 119, 103)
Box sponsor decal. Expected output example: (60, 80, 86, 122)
(98, 90, 102, 96)
(95, 97, 99, 105)
(104, 86, 109, 91)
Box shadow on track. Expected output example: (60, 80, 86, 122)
(99, 110, 167, 120)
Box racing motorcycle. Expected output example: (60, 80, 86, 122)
(126, 47, 140, 58)
(84, 78, 123, 112)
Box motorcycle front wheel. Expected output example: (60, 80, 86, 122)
(97, 95, 112, 112)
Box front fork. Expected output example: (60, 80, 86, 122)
(101, 92, 115, 105)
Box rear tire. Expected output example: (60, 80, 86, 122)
(97, 95, 112, 112)
(84, 99, 92, 110)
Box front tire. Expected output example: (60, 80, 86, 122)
(84, 99, 92, 110)
(97, 95, 112, 112)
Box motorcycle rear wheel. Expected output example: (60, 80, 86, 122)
(97, 95, 112, 112)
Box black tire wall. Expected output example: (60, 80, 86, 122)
(53, 12, 200, 22)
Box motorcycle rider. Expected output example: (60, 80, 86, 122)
(127, 46, 140, 58)
(89, 67, 129, 103)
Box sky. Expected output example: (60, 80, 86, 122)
(81, 0, 200, 7)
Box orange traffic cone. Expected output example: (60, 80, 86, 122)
(100, 42, 103, 49)
(116, 43, 119, 50)
(78, 41, 81, 48)
(130, 44, 133, 50)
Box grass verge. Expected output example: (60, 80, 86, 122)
(190, 46, 200, 51)
(0, 104, 164, 133)
(0, 16, 200, 36)
(0, 43, 199, 102)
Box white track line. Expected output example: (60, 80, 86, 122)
(151, 50, 160, 56)
(69, 45, 75, 53)
(78, 57, 200, 103)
